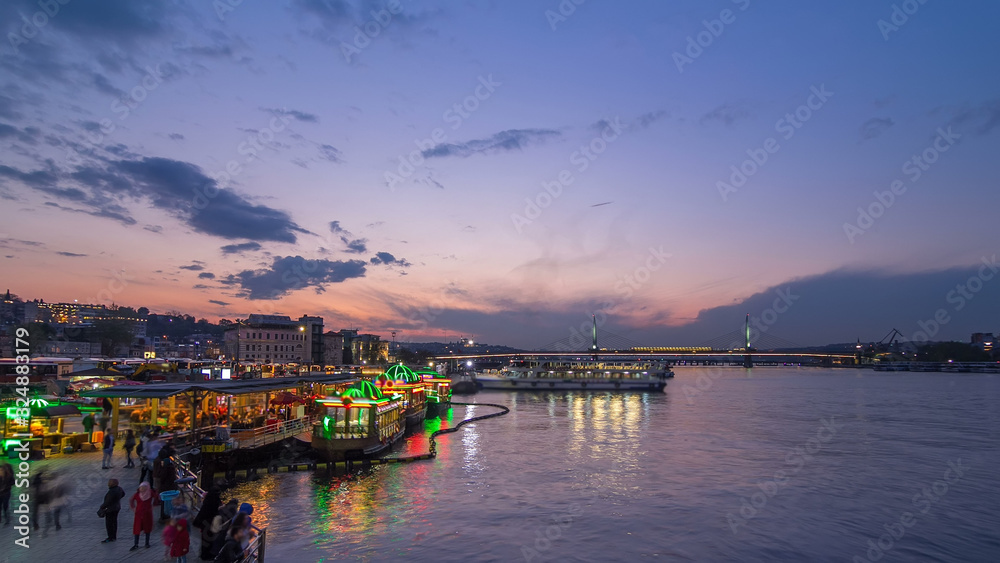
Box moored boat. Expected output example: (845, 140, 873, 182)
(477, 358, 672, 392)
(416, 368, 452, 417)
(375, 364, 427, 427)
(311, 381, 404, 461)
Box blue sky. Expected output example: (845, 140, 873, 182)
(1, 0, 998, 347)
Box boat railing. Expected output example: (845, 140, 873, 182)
(230, 415, 313, 449)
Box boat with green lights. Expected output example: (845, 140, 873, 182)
(373, 364, 427, 427)
(311, 380, 405, 461)
(415, 368, 451, 417)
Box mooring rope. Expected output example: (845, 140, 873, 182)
(425, 401, 509, 458)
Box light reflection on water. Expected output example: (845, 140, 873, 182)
(227, 370, 1000, 562)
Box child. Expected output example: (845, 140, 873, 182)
(170, 518, 190, 563)
(162, 516, 177, 559)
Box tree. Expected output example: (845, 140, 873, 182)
(89, 319, 135, 357)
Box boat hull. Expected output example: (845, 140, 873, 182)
(426, 401, 451, 418)
(311, 426, 405, 462)
(477, 377, 666, 392)
(405, 405, 427, 427)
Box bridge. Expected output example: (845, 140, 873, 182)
(433, 316, 859, 367)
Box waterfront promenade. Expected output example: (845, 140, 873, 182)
(1, 449, 183, 563)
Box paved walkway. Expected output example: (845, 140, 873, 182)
(1, 449, 197, 563)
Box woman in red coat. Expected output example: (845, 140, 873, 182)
(170, 518, 191, 563)
(129, 482, 156, 550)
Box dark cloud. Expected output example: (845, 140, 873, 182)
(226, 255, 367, 299)
(634, 110, 668, 129)
(209, 299, 230, 306)
(700, 104, 750, 127)
(421, 129, 560, 159)
(1, 156, 305, 242)
(860, 117, 895, 141)
(329, 221, 347, 234)
(370, 252, 410, 267)
(947, 98, 1000, 136)
(111, 157, 305, 242)
(28, 0, 166, 42)
(179, 264, 204, 271)
(199, 272, 216, 279)
(144, 225, 163, 233)
(56, 251, 87, 257)
(221, 242, 262, 254)
(0, 123, 41, 144)
(342, 237, 368, 254)
(262, 107, 319, 123)
(318, 143, 342, 162)
(168, 133, 185, 141)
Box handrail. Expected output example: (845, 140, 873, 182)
(230, 416, 312, 449)
(239, 528, 266, 563)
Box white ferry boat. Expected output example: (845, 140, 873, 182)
(476, 358, 673, 392)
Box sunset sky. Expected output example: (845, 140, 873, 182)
(1, 0, 999, 348)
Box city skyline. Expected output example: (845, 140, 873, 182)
(1, 0, 999, 348)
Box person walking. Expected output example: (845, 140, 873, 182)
(157, 458, 177, 521)
(99, 478, 126, 543)
(82, 413, 95, 442)
(170, 518, 191, 563)
(0, 461, 13, 526)
(123, 430, 137, 468)
(101, 431, 115, 469)
(128, 482, 156, 551)
(192, 488, 221, 560)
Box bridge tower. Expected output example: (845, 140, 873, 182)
(743, 313, 753, 368)
(590, 314, 599, 360)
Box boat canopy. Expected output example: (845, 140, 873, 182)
(380, 364, 421, 384)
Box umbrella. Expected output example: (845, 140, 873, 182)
(270, 392, 302, 405)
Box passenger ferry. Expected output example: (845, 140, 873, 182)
(416, 368, 452, 417)
(477, 358, 673, 392)
(311, 380, 404, 461)
(374, 364, 427, 427)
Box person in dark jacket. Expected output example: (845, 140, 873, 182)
(123, 429, 137, 468)
(100, 478, 126, 543)
(82, 413, 95, 442)
(192, 488, 222, 560)
(101, 432, 115, 469)
(214, 526, 246, 563)
(0, 461, 13, 526)
(157, 458, 177, 521)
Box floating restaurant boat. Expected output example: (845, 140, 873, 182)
(416, 368, 451, 417)
(311, 381, 405, 461)
(374, 365, 427, 427)
(476, 358, 673, 392)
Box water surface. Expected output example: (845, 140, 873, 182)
(230, 368, 1000, 562)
